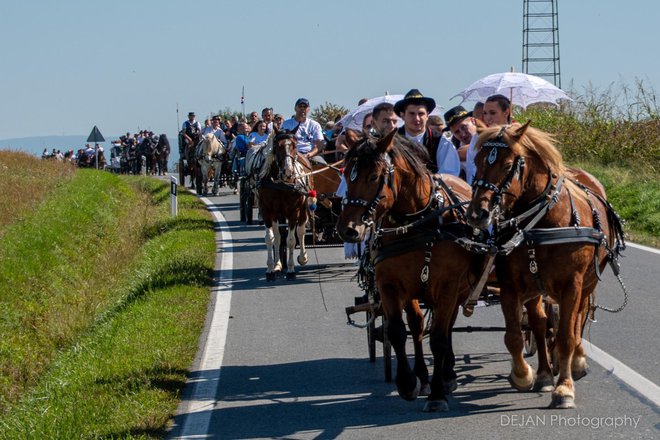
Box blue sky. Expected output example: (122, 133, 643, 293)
(1, 0, 658, 141)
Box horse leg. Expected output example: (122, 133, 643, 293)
(212, 162, 221, 195)
(525, 296, 554, 392)
(500, 289, 536, 391)
(296, 223, 309, 266)
(285, 223, 297, 280)
(424, 281, 462, 412)
(272, 221, 282, 274)
(571, 288, 592, 380)
(382, 296, 419, 401)
(264, 224, 276, 281)
(405, 300, 430, 396)
(550, 280, 582, 409)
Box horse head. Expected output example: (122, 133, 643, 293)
(336, 129, 399, 242)
(270, 126, 300, 181)
(467, 120, 571, 230)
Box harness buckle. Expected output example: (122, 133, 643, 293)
(527, 248, 538, 274)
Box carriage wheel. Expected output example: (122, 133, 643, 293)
(366, 308, 376, 363)
(195, 169, 203, 195)
(382, 316, 392, 383)
(521, 309, 537, 356)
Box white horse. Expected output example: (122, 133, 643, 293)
(196, 133, 225, 196)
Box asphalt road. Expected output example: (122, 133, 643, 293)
(169, 185, 659, 440)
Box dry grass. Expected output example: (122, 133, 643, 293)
(0, 151, 75, 232)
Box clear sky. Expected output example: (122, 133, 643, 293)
(1, 0, 658, 140)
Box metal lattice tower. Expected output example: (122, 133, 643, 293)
(522, 0, 562, 87)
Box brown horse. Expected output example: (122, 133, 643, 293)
(336, 129, 482, 412)
(257, 128, 314, 281)
(309, 162, 342, 241)
(179, 130, 201, 189)
(466, 122, 625, 409)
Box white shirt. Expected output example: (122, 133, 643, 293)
(248, 131, 269, 146)
(202, 126, 227, 145)
(436, 136, 461, 176)
(282, 117, 323, 154)
(465, 133, 479, 185)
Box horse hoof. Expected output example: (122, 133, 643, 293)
(419, 383, 431, 397)
(423, 399, 449, 413)
(533, 377, 555, 393)
(297, 254, 309, 265)
(444, 379, 458, 394)
(549, 394, 576, 409)
(286, 272, 296, 281)
(397, 377, 421, 401)
(508, 373, 535, 392)
(572, 368, 589, 381)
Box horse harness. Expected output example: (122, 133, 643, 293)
(465, 131, 627, 312)
(256, 133, 312, 196)
(343, 151, 473, 295)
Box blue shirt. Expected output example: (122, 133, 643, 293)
(234, 134, 250, 156)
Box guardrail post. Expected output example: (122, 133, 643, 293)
(170, 176, 178, 217)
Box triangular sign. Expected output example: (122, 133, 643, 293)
(87, 126, 105, 143)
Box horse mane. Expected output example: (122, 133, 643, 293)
(478, 124, 589, 201)
(478, 124, 568, 177)
(345, 133, 431, 196)
(259, 130, 292, 180)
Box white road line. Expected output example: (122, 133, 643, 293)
(172, 196, 232, 439)
(627, 241, 660, 255)
(584, 341, 660, 408)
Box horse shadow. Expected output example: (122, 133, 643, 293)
(165, 353, 544, 439)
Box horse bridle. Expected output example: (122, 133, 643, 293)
(471, 130, 526, 215)
(341, 151, 395, 226)
(274, 136, 299, 181)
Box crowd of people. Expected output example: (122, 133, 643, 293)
(180, 91, 513, 188)
(39, 91, 513, 184)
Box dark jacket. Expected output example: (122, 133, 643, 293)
(397, 126, 441, 173)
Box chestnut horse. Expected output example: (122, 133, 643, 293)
(257, 128, 314, 281)
(336, 129, 483, 412)
(466, 122, 625, 409)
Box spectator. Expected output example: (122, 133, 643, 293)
(394, 89, 460, 175)
(281, 98, 325, 164)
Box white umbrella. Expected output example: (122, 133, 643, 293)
(450, 72, 572, 109)
(338, 94, 404, 131)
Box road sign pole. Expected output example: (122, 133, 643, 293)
(170, 176, 178, 217)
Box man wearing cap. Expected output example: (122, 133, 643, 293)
(282, 98, 325, 164)
(444, 105, 479, 184)
(181, 111, 202, 149)
(394, 89, 460, 175)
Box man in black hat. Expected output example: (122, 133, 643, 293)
(394, 89, 460, 175)
(444, 105, 478, 184)
(181, 111, 202, 147)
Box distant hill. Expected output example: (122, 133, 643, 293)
(0, 135, 122, 156)
(0, 134, 180, 168)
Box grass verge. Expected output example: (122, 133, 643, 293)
(0, 166, 215, 439)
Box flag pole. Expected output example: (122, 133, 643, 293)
(241, 86, 245, 119)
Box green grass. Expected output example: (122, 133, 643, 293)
(0, 162, 215, 439)
(573, 162, 660, 247)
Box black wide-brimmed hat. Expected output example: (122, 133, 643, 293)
(443, 105, 470, 129)
(394, 89, 436, 115)
(188, 112, 195, 117)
